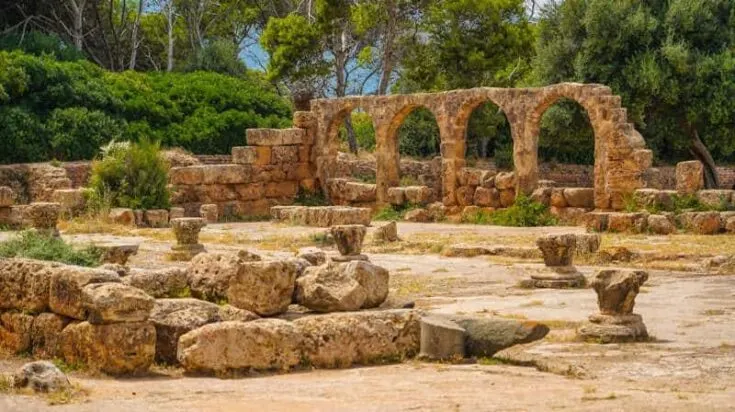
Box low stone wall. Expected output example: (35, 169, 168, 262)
(271, 206, 372, 227)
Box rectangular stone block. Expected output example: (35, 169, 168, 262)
(298, 145, 311, 162)
(169, 166, 205, 185)
(246, 128, 305, 146)
(234, 183, 265, 201)
(676, 161, 704, 194)
(231, 146, 257, 164)
(0, 258, 56, 313)
(0, 311, 34, 354)
(50, 266, 121, 320)
(271, 146, 299, 164)
(201, 165, 252, 185)
(265, 181, 298, 198)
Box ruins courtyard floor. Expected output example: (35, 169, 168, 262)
(1, 221, 734, 411)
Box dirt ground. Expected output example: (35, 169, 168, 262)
(1, 221, 734, 411)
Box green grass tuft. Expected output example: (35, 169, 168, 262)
(0, 231, 102, 266)
(463, 194, 557, 227)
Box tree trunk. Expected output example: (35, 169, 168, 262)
(166, 2, 175, 72)
(377, 0, 397, 95)
(69, 0, 84, 50)
(129, 0, 145, 70)
(689, 128, 720, 189)
(344, 116, 358, 154)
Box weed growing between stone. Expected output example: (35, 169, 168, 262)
(374, 203, 420, 221)
(462, 195, 557, 227)
(293, 188, 329, 206)
(0, 230, 102, 266)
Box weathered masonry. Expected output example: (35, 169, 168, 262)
(292, 82, 652, 210)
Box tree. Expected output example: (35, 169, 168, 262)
(533, 0, 735, 187)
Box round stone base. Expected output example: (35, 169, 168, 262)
(577, 313, 648, 343)
(525, 266, 586, 289)
(332, 254, 369, 262)
(166, 244, 205, 262)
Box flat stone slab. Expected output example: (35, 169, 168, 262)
(271, 206, 371, 227)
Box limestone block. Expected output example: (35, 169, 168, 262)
(404, 186, 433, 205)
(51, 189, 86, 217)
(575, 233, 601, 255)
(691, 212, 722, 235)
(374, 221, 399, 242)
(265, 181, 298, 198)
(499, 189, 515, 207)
(150, 298, 223, 364)
(296, 310, 420, 368)
(200, 165, 251, 185)
(82, 283, 155, 324)
(187, 251, 246, 301)
(123, 267, 188, 298)
(698, 190, 734, 209)
(550, 188, 568, 208)
(99, 244, 139, 265)
(199, 203, 218, 223)
(271, 146, 299, 164)
(456, 186, 475, 207)
(169, 166, 205, 185)
(494, 172, 516, 190)
(419, 316, 465, 361)
(49, 265, 121, 320)
(31, 313, 70, 358)
(227, 260, 298, 316)
(405, 208, 431, 223)
(563, 188, 594, 208)
(388, 187, 406, 206)
(530, 187, 552, 206)
(331, 224, 366, 256)
(144, 209, 169, 228)
(726, 216, 735, 233)
(234, 183, 265, 201)
(60, 321, 156, 375)
(0, 186, 14, 207)
(458, 168, 487, 187)
(247, 128, 305, 146)
(536, 234, 576, 267)
(607, 212, 648, 233)
(297, 249, 328, 266)
(676, 161, 704, 194)
(0, 258, 57, 313)
(178, 319, 303, 373)
(473, 187, 500, 207)
(231, 146, 257, 164)
(109, 208, 135, 225)
(0, 312, 34, 353)
(647, 215, 675, 235)
(26, 202, 60, 233)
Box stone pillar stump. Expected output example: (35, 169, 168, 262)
(525, 233, 586, 288)
(330, 224, 367, 262)
(26, 202, 61, 237)
(578, 269, 649, 343)
(167, 218, 206, 261)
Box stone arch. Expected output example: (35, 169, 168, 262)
(523, 84, 625, 208)
(374, 103, 442, 203)
(454, 93, 515, 163)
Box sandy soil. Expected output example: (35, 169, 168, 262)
(1, 221, 734, 411)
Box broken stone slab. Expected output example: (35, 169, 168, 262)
(60, 321, 156, 375)
(448, 316, 550, 357)
(123, 267, 188, 298)
(226, 260, 298, 316)
(82, 283, 155, 324)
(13, 361, 70, 393)
(49, 265, 121, 320)
(419, 316, 466, 361)
(373, 221, 399, 243)
(97, 243, 139, 265)
(297, 249, 327, 266)
(330, 224, 367, 256)
(524, 266, 586, 289)
(150, 298, 254, 364)
(271, 206, 372, 227)
(177, 319, 303, 373)
(577, 269, 649, 343)
(187, 251, 245, 301)
(295, 309, 420, 368)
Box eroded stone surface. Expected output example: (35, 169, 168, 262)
(13, 361, 70, 393)
(227, 260, 298, 316)
(82, 283, 155, 324)
(536, 234, 577, 267)
(330, 224, 367, 256)
(123, 267, 189, 298)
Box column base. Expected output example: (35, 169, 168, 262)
(577, 313, 648, 343)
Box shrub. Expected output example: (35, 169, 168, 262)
(464, 194, 557, 227)
(0, 231, 102, 266)
(293, 188, 328, 206)
(88, 139, 170, 210)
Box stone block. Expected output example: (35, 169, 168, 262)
(494, 172, 516, 190)
(387, 187, 406, 205)
(0, 186, 14, 207)
(691, 212, 722, 235)
(0, 312, 34, 354)
(144, 209, 169, 228)
(60, 321, 155, 375)
(647, 215, 675, 235)
(31, 313, 70, 358)
(109, 208, 135, 226)
(563, 188, 594, 208)
(199, 204, 218, 223)
(499, 189, 515, 207)
(0, 258, 57, 313)
(419, 316, 465, 361)
(473, 187, 500, 207)
(456, 186, 475, 207)
(676, 161, 704, 194)
(231, 146, 257, 164)
(265, 181, 298, 198)
(607, 212, 648, 233)
(169, 166, 205, 185)
(82, 283, 155, 324)
(246, 128, 305, 146)
(698, 190, 734, 209)
(550, 188, 567, 208)
(271, 146, 299, 164)
(227, 260, 298, 316)
(404, 186, 433, 205)
(49, 266, 120, 320)
(51, 189, 86, 217)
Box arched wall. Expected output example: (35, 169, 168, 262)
(307, 83, 652, 210)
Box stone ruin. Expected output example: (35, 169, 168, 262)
(578, 269, 649, 343)
(167, 217, 207, 261)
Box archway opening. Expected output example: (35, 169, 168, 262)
(337, 108, 376, 156)
(465, 101, 513, 171)
(537, 98, 595, 188)
(395, 107, 440, 187)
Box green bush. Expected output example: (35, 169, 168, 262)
(0, 231, 102, 267)
(88, 139, 170, 210)
(293, 188, 329, 206)
(464, 194, 557, 227)
(373, 203, 420, 221)
(0, 50, 292, 163)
